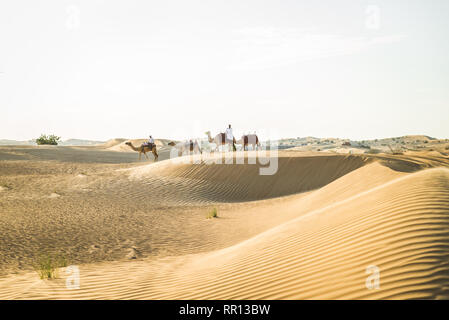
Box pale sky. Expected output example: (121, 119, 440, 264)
(1, 0, 448, 141)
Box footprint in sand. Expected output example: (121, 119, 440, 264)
(126, 247, 140, 260)
(88, 244, 101, 254)
(48, 193, 61, 198)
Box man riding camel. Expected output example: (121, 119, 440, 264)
(143, 135, 155, 149)
(225, 124, 236, 152)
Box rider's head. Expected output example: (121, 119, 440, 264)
(228, 124, 231, 128)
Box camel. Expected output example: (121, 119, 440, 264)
(168, 140, 202, 155)
(125, 141, 158, 161)
(205, 131, 236, 152)
(238, 134, 260, 151)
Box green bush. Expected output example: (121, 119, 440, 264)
(34, 254, 68, 279)
(36, 134, 61, 145)
(207, 207, 218, 219)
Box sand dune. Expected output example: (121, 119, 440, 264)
(0, 145, 449, 299)
(125, 153, 371, 202)
(96, 138, 127, 148)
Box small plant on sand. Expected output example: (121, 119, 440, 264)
(34, 254, 68, 279)
(0, 183, 12, 190)
(207, 207, 218, 219)
(36, 134, 61, 146)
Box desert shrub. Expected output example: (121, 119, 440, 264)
(36, 134, 61, 145)
(34, 254, 67, 279)
(207, 207, 218, 219)
(1, 183, 12, 190)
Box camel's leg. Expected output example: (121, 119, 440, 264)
(138, 152, 142, 161)
(144, 152, 149, 160)
(153, 147, 158, 161)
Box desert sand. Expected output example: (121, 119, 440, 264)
(1, 139, 449, 299)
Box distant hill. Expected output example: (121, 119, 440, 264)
(0, 139, 105, 146)
(0, 139, 36, 145)
(58, 139, 105, 146)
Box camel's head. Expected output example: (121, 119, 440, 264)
(125, 142, 131, 146)
(168, 141, 176, 147)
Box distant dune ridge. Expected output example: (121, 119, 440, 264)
(0, 138, 106, 146)
(96, 138, 127, 148)
(105, 138, 172, 152)
(0, 138, 448, 299)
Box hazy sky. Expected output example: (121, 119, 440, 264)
(1, 0, 448, 141)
